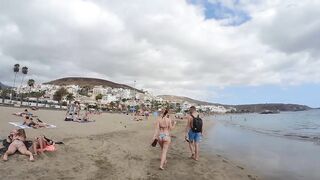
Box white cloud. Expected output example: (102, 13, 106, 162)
(0, 0, 319, 101)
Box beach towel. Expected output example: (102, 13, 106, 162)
(68, 118, 95, 123)
(9, 122, 57, 128)
(0, 147, 6, 155)
(0, 140, 33, 155)
(8, 122, 31, 129)
(37, 145, 56, 152)
(76, 120, 95, 123)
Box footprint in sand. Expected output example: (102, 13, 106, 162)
(248, 174, 257, 180)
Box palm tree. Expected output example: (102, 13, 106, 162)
(1, 88, 10, 103)
(53, 87, 68, 108)
(19, 66, 28, 105)
(34, 90, 45, 107)
(10, 64, 20, 102)
(27, 79, 35, 88)
(109, 101, 115, 110)
(66, 93, 75, 104)
(27, 79, 35, 105)
(95, 94, 103, 101)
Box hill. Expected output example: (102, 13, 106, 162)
(233, 103, 311, 112)
(158, 95, 223, 106)
(158, 95, 311, 112)
(44, 77, 143, 93)
(0, 82, 10, 89)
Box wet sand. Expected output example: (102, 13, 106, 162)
(0, 106, 258, 180)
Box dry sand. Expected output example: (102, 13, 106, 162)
(0, 106, 259, 180)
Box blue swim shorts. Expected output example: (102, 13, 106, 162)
(188, 130, 202, 143)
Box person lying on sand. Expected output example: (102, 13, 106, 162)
(2, 129, 34, 161)
(12, 109, 32, 117)
(23, 116, 49, 129)
(31, 106, 38, 111)
(29, 135, 56, 155)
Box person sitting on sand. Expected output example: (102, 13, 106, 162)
(74, 101, 81, 116)
(73, 111, 94, 122)
(2, 129, 34, 161)
(152, 109, 176, 170)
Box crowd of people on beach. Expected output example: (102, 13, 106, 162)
(0, 108, 62, 161)
(65, 101, 95, 122)
(2, 103, 204, 172)
(132, 110, 150, 121)
(12, 109, 51, 128)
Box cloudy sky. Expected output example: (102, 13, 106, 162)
(0, 0, 319, 107)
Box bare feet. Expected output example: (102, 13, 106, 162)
(159, 167, 164, 170)
(192, 156, 199, 161)
(3, 154, 8, 161)
(190, 153, 195, 159)
(29, 155, 34, 161)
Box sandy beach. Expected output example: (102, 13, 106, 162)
(0, 106, 258, 180)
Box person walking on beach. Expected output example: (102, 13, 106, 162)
(152, 109, 176, 170)
(185, 106, 203, 161)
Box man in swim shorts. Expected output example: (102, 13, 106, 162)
(185, 106, 203, 161)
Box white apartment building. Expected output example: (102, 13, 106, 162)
(100, 94, 118, 104)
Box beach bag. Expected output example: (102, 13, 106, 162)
(191, 115, 203, 133)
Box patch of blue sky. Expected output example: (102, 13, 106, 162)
(187, 0, 251, 26)
(207, 84, 320, 108)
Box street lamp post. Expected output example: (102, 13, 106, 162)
(10, 64, 20, 103)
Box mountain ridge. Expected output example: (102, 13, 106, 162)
(44, 77, 144, 93)
(158, 95, 312, 112)
(157, 95, 223, 106)
(0, 82, 10, 89)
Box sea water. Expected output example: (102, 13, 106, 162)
(206, 110, 320, 180)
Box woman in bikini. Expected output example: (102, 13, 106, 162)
(152, 109, 176, 170)
(2, 129, 34, 161)
(23, 116, 49, 128)
(30, 135, 55, 155)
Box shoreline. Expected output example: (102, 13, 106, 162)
(207, 112, 320, 180)
(0, 106, 259, 180)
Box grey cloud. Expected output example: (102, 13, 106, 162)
(258, 1, 320, 57)
(0, 0, 319, 101)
